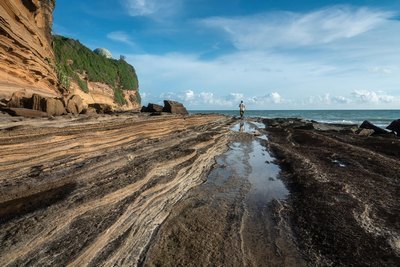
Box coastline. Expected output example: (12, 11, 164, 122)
(0, 113, 399, 266)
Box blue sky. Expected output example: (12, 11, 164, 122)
(54, 0, 400, 109)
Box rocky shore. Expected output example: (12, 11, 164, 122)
(0, 114, 399, 266)
(263, 118, 400, 266)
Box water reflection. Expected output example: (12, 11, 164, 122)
(239, 122, 245, 132)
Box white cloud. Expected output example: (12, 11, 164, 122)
(352, 90, 394, 103)
(227, 93, 244, 102)
(121, 0, 181, 18)
(270, 92, 282, 104)
(200, 6, 393, 50)
(182, 89, 195, 101)
(368, 66, 393, 74)
(107, 31, 135, 45)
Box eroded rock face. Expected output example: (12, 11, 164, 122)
(0, 0, 58, 99)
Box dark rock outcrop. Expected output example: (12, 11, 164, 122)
(386, 120, 400, 136)
(147, 103, 164, 112)
(88, 103, 112, 114)
(141, 103, 163, 113)
(359, 120, 388, 135)
(162, 100, 189, 115)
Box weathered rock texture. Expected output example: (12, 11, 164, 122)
(0, 114, 233, 266)
(264, 118, 400, 266)
(0, 0, 58, 99)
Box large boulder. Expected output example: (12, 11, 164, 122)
(162, 100, 188, 115)
(147, 103, 164, 112)
(45, 98, 66, 116)
(141, 103, 164, 113)
(140, 106, 149, 112)
(359, 120, 388, 135)
(66, 95, 84, 115)
(387, 119, 400, 136)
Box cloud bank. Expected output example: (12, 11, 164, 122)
(118, 5, 400, 109)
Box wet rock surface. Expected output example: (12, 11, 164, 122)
(264, 118, 400, 266)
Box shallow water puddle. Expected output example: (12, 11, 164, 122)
(247, 139, 288, 205)
(230, 122, 288, 203)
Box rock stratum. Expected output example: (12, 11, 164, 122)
(0, 114, 233, 266)
(0, 0, 57, 99)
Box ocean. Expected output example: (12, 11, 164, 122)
(190, 110, 400, 128)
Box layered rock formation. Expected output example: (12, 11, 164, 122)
(0, 0, 57, 99)
(0, 114, 233, 266)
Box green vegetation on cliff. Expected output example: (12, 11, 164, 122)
(53, 35, 139, 105)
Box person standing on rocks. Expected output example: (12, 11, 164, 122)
(239, 100, 246, 119)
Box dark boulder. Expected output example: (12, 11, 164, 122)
(359, 120, 388, 135)
(140, 106, 148, 112)
(387, 119, 400, 136)
(162, 100, 188, 115)
(147, 103, 164, 112)
(141, 103, 164, 113)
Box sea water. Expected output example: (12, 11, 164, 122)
(190, 110, 400, 128)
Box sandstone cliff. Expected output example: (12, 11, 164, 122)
(0, 1, 141, 113)
(0, 0, 57, 99)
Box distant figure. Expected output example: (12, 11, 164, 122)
(239, 101, 246, 119)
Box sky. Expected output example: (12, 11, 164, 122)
(53, 0, 400, 110)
